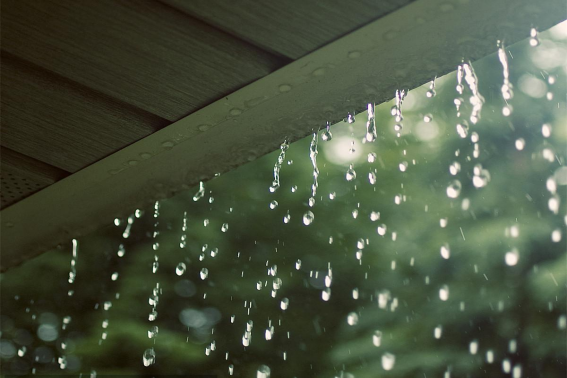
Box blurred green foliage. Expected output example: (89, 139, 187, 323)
(1, 25, 566, 378)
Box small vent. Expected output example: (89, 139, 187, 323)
(1, 172, 45, 209)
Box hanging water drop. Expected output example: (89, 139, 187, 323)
(142, 348, 156, 367)
(193, 181, 206, 201)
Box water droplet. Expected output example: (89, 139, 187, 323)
(373, 330, 382, 346)
(456, 122, 469, 138)
(257, 365, 271, 378)
(440, 244, 450, 259)
(446, 180, 462, 198)
(148, 325, 159, 339)
(347, 312, 359, 325)
(280, 298, 289, 310)
(291, 185, 297, 193)
(176, 262, 186, 276)
(542, 123, 552, 138)
(368, 172, 377, 185)
(322, 288, 331, 301)
(161, 141, 174, 148)
(278, 84, 291, 92)
(148, 310, 157, 321)
(434, 325, 443, 339)
(346, 165, 357, 181)
(200, 268, 209, 280)
(143, 348, 156, 367)
(368, 152, 377, 163)
(382, 352, 396, 370)
(377, 224, 387, 236)
(529, 27, 540, 46)
(558, 314, 566, 329)
(308, 197, 316, 207)
(303, 211, 314, 226)
(469, 340, 479, 354)
(551, 229, 562, 242)
(423, 114, 433, 122)
(111, 272, 119, 281)
(370, 211, 380, 221)
(515, 138, 525, 150)
(505, 248, 519, 266)
(439, 285, 449, 301)
(283, 213, 291, 224)
(229, 108, 242, 116)
(221, 223, 229, 232)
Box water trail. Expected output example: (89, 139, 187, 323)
(67, 239, 78, 296)
(497, 41, 514, 116)
(269, 140, 290, 192)
(144, 201, 161, 366)
(529, 27, 539, 47)
(365, 103, 377, 142)
(308, 133, 319, 205)
(462, 62, 485, 124)
(426, 77, 437, 98)
(193, 181, 205, 201)
(122, 215, 135, 239)
(391, 89, 406, 135)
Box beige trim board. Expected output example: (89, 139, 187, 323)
(1, 0, 565, 271)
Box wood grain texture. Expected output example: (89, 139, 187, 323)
(161, 0, 414, 59)
(1, 148, 69, 209)
(1, 0, 285, 121)
(1, 53, 170, 172)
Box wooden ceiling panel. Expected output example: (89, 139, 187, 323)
(0, 148, 69, 210)
(1, 53, 169, 172)
(161, 0, 414, 59)
(1, 0, 285, 122)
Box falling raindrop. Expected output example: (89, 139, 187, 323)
(381, 353, 396, 370)
(176, 263, 186, 276)
(529, 27, 540, 46)
(269, 200, 278, 209)
(200, 268, 209, 280)
(373, 330, 382, 346)
(446, 180, 462, 198)
(303, 211, 314, 226)
(439, 285, 449, 301)
(434, 325, 443, 339)
(505, 249, 519, 266)
(257, 365, 271, 378)
(142, 348, 156, 367)
(346, 165, 357, 181)
(347, 312, 359, 325)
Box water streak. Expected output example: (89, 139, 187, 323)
(269, 140, 290, 192)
